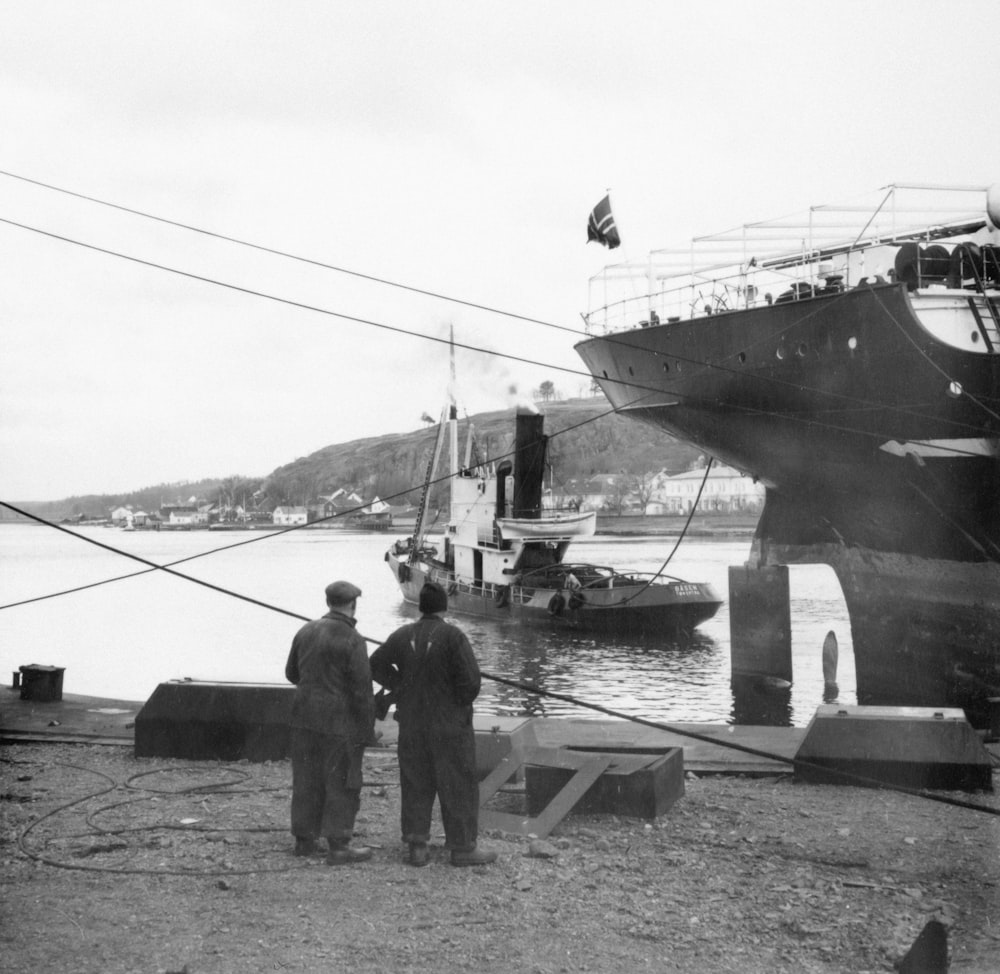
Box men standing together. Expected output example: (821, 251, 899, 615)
(286, 579, 496, 868)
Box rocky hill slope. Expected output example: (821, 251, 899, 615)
(266, 397, 703, 509)
(11, 398, 704, 519)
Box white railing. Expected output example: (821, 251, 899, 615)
(585, 183, 995, 335)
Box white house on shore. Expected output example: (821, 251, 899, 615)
(650, 463, 764, 514)
(273, 505, 309, 526)
(168, 507, 208, 527)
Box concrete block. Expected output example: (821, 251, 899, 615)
(795, 704, 993, 791)
(729, 564, 792, 682)
(135, 681, 293, 761)
(525, 747, 685, 819)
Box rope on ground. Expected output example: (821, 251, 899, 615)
(16, 761, 309, 876)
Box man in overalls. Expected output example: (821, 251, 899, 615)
(370, 581, 497, 867)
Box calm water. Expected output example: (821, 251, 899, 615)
(0, 523, 855, 726)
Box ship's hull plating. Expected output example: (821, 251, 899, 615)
(577, 282, 1000, 721)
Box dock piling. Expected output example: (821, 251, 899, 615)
(728, 564, 792, 685)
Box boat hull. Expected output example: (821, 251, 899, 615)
(577, 282, 1000, 721)
(385, 550, 722, 636)
(759, 514, 1000, 723)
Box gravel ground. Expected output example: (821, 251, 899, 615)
(2, 741, 998, 974)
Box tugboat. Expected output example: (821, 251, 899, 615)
(385, 404, 722, 635)
(576, 182, 1000, 720)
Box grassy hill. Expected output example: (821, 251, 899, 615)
(9, 397, 704, 520)
(265, 397, 703, 510)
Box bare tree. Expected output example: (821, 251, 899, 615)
(608, 473, 631, 516)
(628, 471, 660, 515)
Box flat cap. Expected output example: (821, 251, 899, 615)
(325, 580, 362, 605)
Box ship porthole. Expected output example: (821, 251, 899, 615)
(971, 332, 980, 344)
(737, 352, 746, 365)
(662, 362, 670, 372)
(848, 336, 858, 350)
(628, 365, 635, 376)
(602, 370, 608, 378)
(797, 343, 808, 357)
(775, 347, 785, 360)
(947, 380, 963, 398)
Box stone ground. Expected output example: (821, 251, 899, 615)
(1, 741, 999, 974)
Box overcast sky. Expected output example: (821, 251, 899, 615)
(2, 1, 999, 501)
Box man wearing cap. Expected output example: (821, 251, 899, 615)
(370, 580, 497, 867)
(285, 580, 374, 865)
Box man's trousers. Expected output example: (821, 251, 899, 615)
(289, 728, 364, 843)
(398, 723, 478, 851)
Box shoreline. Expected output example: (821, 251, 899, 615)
(0, 513, 762, 536)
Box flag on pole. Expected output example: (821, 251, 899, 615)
(587, 194, 620, 249)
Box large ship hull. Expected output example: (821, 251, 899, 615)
(577, 281, 1000, 721)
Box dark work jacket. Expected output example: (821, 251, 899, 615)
(369, 615, 481, 735)
(285, 609, 374, 743)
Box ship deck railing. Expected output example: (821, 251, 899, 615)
(423, 566, 507, 603)
(585, 183, 997, 335)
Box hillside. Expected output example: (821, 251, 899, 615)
(9, 398, 704, 519)
(264, 398, 704, 510)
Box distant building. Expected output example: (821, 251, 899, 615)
(554, 475, 625, 513)
(318, 488, 365, 518)
(351, 496, 392, 529)
(651, 463, 764, 514)
(168, 509, 200, 527)
(160, 502, 199, 522)
(273, 505, 309, 526)
(312, 487, 367, 525)
(386, 503, 419, 528)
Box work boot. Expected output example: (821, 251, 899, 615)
(326, 840, 372, 866)
(293, 837, 317, 857)
(408, 842, 429, 867)
(450, 846, 497, 867)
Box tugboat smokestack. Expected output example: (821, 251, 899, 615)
(512, 411, 546, 519)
